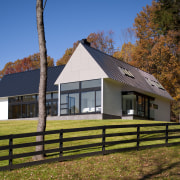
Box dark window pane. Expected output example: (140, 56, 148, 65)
(61, 94, 68, 104)
(53, 92, 58, 99)
(22, 104, 27, 118)
(96, 91, 101, 112)
(31, 104, 36, 117)
(23, 95, 36, 102)
(81, 79, 101, 89)
(27, 104, 36, 117)
(69, 93, 79, 114)
(137, 96, 144, 117)
(46, 102, 51, 116)
(46, 93, 52, 100)
(61, 82, 79, 91)
(96, 91, 101, 106)
(12, 105, 21, 119)
(8, 105, 12, 119)
(52, 102, 58, 116)
(9, 96, 21, 103)
(145, 98, 149, 118)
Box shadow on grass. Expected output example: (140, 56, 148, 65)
(45, 146, 102, 157)
(139, 161, 180, 180)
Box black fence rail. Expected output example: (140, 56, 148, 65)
(0, 123, 180, 171)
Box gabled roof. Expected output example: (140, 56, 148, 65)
(81, 42, 173, 100)
(0, 65, 65, 97)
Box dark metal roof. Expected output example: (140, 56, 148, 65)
(82, 43, 173, 100)
(0, 65, 65, 97)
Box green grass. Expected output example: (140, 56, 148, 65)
(0, 146, 180, 180)
(0, 119, 180, 179)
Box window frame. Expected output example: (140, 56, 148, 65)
(60, 79, 101, 116)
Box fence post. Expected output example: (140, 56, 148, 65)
(137, 125, 140, 150)
(59, 129, 63, 158)
(102, 127, 106, 155)
(9, 135, 13, 170)
(165, 124, 169, 145)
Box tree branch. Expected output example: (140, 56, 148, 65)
(43, 0, 47, 10)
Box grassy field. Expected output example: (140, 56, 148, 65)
(0, 119, 180, 179)
(0, 119, 161, 135)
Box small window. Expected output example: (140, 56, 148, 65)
(118, 67, 134, 78)
(145, 77, 165, 90)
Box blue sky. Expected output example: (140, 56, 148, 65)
(0, 0, 152, 70)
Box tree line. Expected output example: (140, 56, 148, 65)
(0, 0, 179, 121)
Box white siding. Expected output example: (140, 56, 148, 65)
(154, 97, 171, 122)
(55, 43, 108, 84)
(103, 79, 123, 117)
(0, 98, 8, 120)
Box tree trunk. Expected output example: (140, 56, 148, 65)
(34, 0, 47, 160)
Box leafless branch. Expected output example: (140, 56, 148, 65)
(43, 0, 47, 10)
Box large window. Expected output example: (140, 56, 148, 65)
(8, 92, 58, 119)
(122, 92, 156, 120)
(60, 79, 101, 115)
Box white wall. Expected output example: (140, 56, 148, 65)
(103, 79, 123, 117)
(55, 43, 108, 84)
(154, 97, 171, 122)
(0, 98, 8, 120)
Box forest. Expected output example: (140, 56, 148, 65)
(0, 0, 179, 121)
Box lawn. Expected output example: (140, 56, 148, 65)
(0, 119, 180, 179)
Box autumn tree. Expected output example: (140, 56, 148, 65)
(153, 0, 180, 121)
(56, 31, 115, 65)
(0, 53, 54, 79)
(131, 0, 180, 121)
(87, 31, 114, 55)
(113, 42, 135, 63)
(154, 0, 180, 34)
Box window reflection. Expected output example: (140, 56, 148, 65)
(81, 91, 95, 113)
(8, 92, 58, 119)
(60, 79, 101, 115)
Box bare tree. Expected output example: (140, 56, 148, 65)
(34, 0, 47, 160)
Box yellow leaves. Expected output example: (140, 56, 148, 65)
(130, 0, 180, 120)
(113, 42, 135, 63)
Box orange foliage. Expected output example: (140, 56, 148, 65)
(130, 0, 180, 121)
(113, 42, 135, 63)
(0, 53, 54, 78)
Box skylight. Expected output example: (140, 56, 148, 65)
(145, 77, 165, 90)
(118, 67, 134, 78)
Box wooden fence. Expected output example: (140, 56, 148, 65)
(0, 123, 180, 171)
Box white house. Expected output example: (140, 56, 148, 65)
(0, 39, 173, 121)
